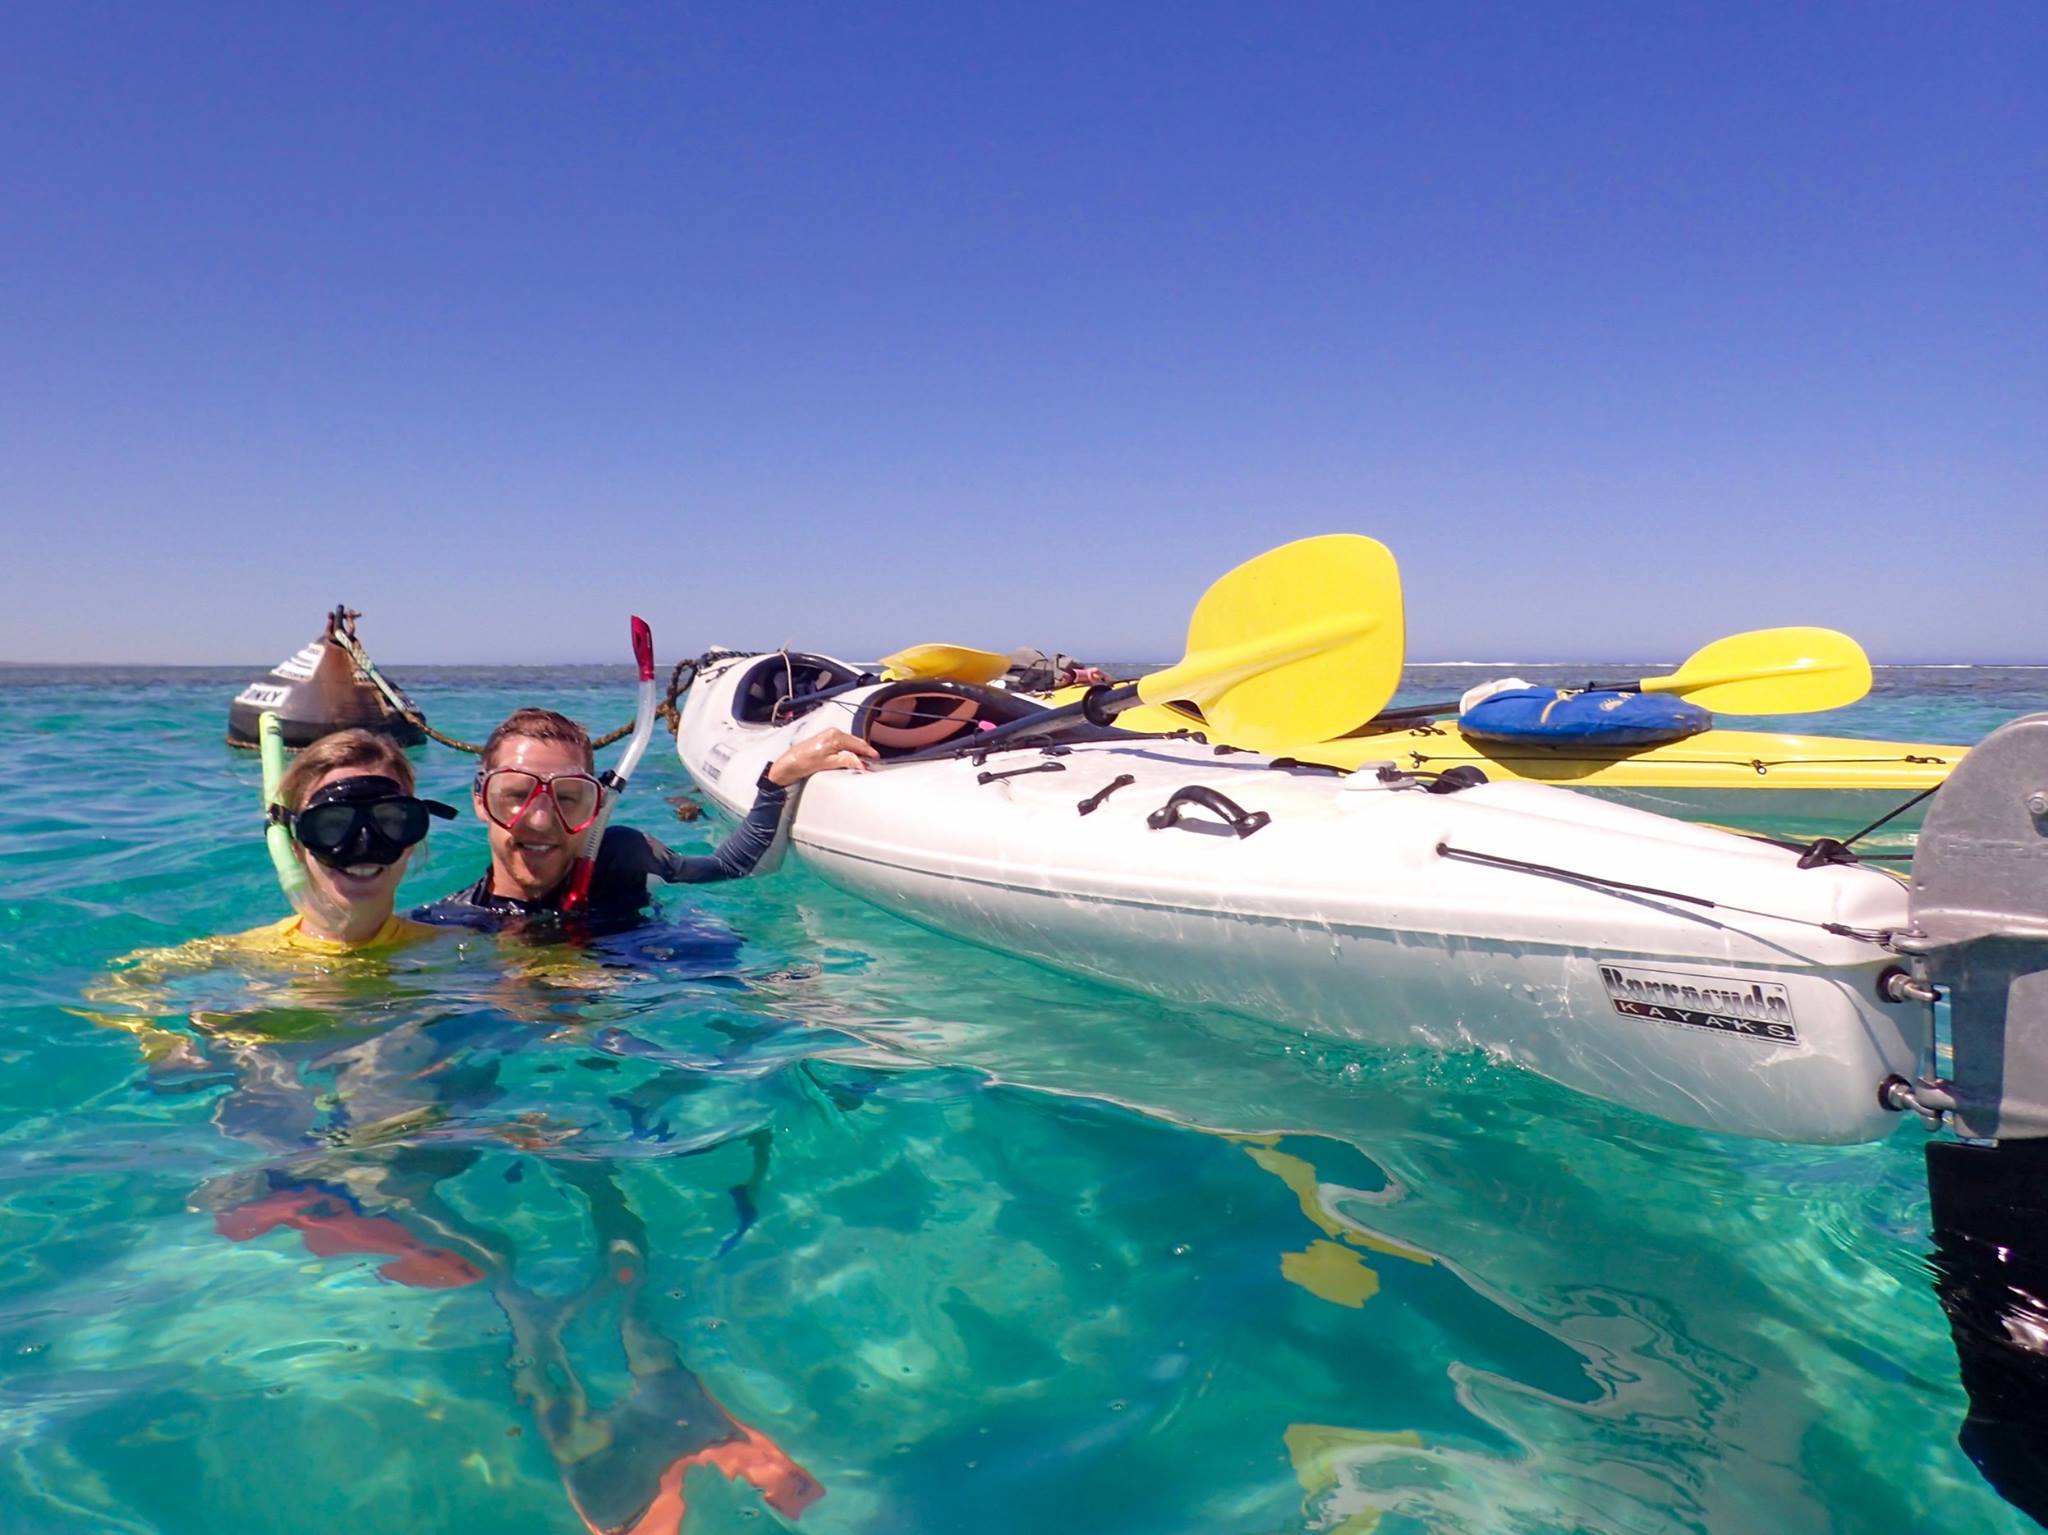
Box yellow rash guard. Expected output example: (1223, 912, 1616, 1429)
(160, 913, 442, 962)
(79, 914, 445, 1061)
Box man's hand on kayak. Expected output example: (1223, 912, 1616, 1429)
(766, 728, 880, 786)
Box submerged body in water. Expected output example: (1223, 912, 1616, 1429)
(91, 911, 824, 1532)
(65, 696, 873, 1532)
(415, 817, 786, 935)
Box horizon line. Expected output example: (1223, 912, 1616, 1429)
(6, 657, 2047, 671)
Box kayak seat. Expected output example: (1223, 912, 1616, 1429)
(851, 680, 1043, 759)
(870, 693, 979, 749)
(732, 652, 868, 724)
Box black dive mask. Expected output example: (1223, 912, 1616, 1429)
(280, 775, 457, 869)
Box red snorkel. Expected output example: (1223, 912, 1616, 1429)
(561, 616, 658, 915)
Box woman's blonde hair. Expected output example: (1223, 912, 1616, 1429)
(277, 729, 417, 811)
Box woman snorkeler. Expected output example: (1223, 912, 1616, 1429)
(97, 726, 453, 985)
(85, 721, 823, 1533)
(83, 726, 453, 1069)
(252, 724, 454, 952)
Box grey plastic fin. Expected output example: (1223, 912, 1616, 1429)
(1906, 712, 2048, 1139)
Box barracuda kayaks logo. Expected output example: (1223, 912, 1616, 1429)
(1599, 964, 1800, 1044)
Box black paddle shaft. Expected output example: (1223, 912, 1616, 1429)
(893, 682, 1143, 765)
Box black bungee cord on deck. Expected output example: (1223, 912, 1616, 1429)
(1431, 843, 1900, 946)
(1791, 783, 1945, 869)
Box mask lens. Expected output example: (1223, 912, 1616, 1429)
(484, 771, 543, 828)
(296, 803, 362, 855)
(551, 776, 602, 832)
(367, 799, 430, 846)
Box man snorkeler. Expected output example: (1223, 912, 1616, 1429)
(414, 707, 875, 931)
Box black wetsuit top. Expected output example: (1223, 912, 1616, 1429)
(412, 773, 789, 931)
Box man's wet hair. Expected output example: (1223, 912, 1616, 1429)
(482, 708, 594, 771)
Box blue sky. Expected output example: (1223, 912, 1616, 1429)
(2, 3, 2042, 664)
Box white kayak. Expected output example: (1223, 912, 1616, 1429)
(677, 651, 1931, 1144)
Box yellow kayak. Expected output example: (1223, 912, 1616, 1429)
(1044, 690, 1962, 836)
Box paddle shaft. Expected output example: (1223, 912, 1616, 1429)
(894, 682, 1143, 764)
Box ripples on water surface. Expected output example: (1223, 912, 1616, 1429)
(2, 663, 2044, 1534)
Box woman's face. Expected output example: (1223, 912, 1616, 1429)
(298, 765, 413, 916)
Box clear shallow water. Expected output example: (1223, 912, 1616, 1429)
(2, 663, 2044, 1535)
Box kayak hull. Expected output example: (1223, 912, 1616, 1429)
(681, 654, 1929, 1144)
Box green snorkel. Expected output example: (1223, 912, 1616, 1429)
(259, 711, 309, 903)
(258, 710, 351, 931)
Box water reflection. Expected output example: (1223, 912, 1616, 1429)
(9, 664, 2048, 1532)
(79, 924, 827, 1533)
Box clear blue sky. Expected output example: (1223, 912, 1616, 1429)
(3, 3, 2041, 665)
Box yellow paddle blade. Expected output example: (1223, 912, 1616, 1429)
(1638, 626, 1872, 714)
(878, 643, 1011, 685)
(1140, 534, 1403, 754)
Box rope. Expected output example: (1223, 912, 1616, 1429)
(410, 716, 491, 754)
(228, 707, 629, 755)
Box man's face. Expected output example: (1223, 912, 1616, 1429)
(475, 735, 595, 900)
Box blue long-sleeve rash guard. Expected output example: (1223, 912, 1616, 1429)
(412, 772, 789, 931)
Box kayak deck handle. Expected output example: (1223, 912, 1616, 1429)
(1147, 786, 1271, 838)
(977, 761, 1068, 786)
(1077, 774, 1137, 816)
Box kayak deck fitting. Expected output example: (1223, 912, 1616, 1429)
(1045, 690, 1963, 836)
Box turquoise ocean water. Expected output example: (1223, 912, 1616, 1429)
(3, 662, 2045, 1534)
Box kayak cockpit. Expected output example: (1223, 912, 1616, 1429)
(729, 652, 871, 723)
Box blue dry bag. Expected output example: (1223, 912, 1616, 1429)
(1459, 688, 1712, 748)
